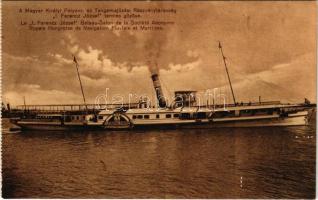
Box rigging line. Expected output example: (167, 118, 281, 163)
(218, 41, 237, 105)
(73, 55, 88, 113)
(216, 44, 231, 102)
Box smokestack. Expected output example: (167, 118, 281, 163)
(151, 73, 167, 108)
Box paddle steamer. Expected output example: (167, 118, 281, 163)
(10, 42, 315, 131)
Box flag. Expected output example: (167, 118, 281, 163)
(73, 55, 77, 64)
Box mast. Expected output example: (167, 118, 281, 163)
(218, 41, 237, 105)
(73, 55, 88, 112)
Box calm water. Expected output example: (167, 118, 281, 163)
(2, 122, 316, 198)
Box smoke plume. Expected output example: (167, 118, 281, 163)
(144, 31, 168, 75)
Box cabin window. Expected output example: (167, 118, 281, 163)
(173, 114, 179, 118)
(214, 111, 235, 118)
(166, 114, 171, 118)
(137, 115, 143, 119)
(240, 109, 252, 116)
(132, 115, 137, 119)
(156, 114, 160, 119)
(196, 112, 207, 119)
(180, 113, 191, 119)
(65, 116, 71, 122)
(98, 116, 103, 120)
(254, 109, 268, 116)
(144, 115, 150, 119)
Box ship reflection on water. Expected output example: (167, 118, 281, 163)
(2, 121, 316, 198)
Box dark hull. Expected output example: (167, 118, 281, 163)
(14, 123, 103, 131)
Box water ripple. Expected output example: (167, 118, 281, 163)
(2, 123, 316, 198)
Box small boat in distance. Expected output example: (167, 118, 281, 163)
(9, 42, 316, 131)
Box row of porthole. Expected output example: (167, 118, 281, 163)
(132, 113, 180, 119)
(70, 116, 85, 120)
(36, 116, 60, 119)
(36, 116, 84, 120)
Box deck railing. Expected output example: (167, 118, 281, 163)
(14, 101, 283, 112)
(15, 103, 140, 112)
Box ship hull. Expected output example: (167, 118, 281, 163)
(13, 109, 313, 131)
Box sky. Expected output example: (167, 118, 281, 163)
(2, 1, 316, 106)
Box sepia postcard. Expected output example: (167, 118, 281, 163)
(1, 0, 316, 198)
